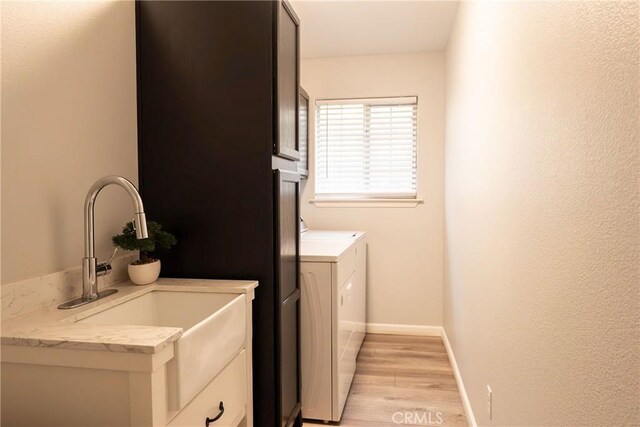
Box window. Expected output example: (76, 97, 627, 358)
(315, 97, 417, 200)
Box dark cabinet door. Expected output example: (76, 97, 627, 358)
(275, 170, 299, 299)
(274, 0, 300, 161)
(298, 87, 309, 178)
(280, 291, 301, 427)
(274, 169, 301, 427)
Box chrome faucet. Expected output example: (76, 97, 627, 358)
(59, 176, 148, 309)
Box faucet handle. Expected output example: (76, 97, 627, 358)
(96, 248, 118, 277)
(106, 247, 119, 265)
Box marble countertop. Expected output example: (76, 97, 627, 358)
(300, 230, 366, 262)
(1, 278, 258, 355)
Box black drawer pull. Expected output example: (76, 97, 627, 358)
(205, 401, 224, 426)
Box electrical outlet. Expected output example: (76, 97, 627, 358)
(486, 385, 493, 421)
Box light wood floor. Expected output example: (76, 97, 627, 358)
(304, 334, 468, 426)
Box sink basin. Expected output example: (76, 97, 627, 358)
(76, 290, 246, 409)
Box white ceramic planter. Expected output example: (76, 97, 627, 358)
(128, 260, 161, 285)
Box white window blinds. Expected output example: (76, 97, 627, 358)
(315, 97, 417, 199)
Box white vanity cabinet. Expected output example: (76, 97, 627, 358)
(299, 231, 367, 422)
(1, 280, 257, 427)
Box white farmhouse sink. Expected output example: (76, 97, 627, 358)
(76, 290, 246, 410)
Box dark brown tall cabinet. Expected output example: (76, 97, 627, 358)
(135, 1, 302, 426)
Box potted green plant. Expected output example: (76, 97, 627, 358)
(112, 221, 177, 285)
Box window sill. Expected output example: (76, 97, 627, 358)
(309, 198, 424, 208)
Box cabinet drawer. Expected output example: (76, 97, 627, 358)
(168, 350, 247, 427)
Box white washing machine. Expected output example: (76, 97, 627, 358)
(300, 229, 367, 422)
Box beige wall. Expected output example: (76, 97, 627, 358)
(444, 1, 639, 425)
(301, 53, 445, 327)
(1, 1, 138, 284)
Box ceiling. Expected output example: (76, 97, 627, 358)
(292, 1, 460, 59)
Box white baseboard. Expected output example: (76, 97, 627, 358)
(366, 322, 442, 336)
(441, 328, 477, 427)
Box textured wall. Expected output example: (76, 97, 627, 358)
(444, 1, 639, 425)
(301, 53, 445, 327)
(1, 1, 138, 284)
